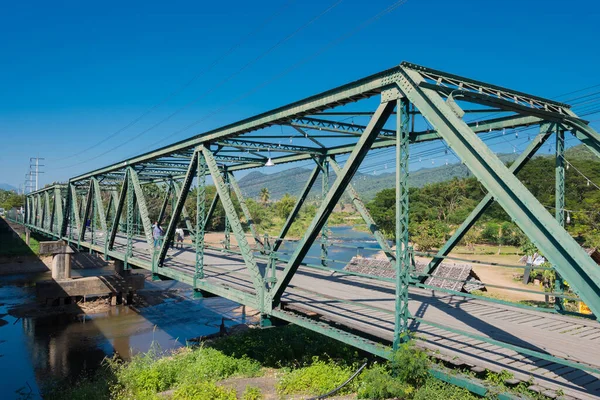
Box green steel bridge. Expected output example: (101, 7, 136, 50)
(14, 62, 600, 399)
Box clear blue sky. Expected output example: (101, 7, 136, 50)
(1, 0, 599, 190)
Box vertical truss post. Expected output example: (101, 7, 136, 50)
(43, 191, 51, 231)
(425, 125, 554, 277)
(398, 67, 600, 316)
(157, 149, 199, 266)
(223, 167, 231, 250)
(79, 182, 93, 243)
(195, 151, 207, 284)
(273, 164, 320, 252)
(49, 191, 56, 234)
(55, 187, 64, 237)
(202, 146, 265, 301)
(228, 171, 262, 248)
(109, 174, 128, 251)
(61, 185, 71, 239)
(90, 184, 95, 249)
(320, 157, 329, 267)
(330, 159, 395, 260)
(70, 184, 81, 245)
(394, 98, 410, 349)
(128, 168, 155, 248)
(269, 100, 396, 306)
(554, 129, 565, 310)
(125, 172, 135, 267)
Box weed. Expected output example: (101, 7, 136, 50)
(412, 377, 479, 400)
(241, 385, 263, 400)
(390, 341, 430, 386)
(172, 381, 236, 400)
(357, 364, 414, 399)
(276, 358, 357, 396)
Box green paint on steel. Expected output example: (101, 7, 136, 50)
(272, 164, 320, 252)
(172, 181, 195, 236)
(425, 125, 554, 277)
(394, 98, 410, 349)
(128, 167, 154, 248)
(109, 174, 128, 251)
(195, 151, 207, 283)
(554, 128, 565, 311)
(79, 182, 93, 242)
(91, 178, 108, 232)
(228, 171, 263, 247)
(157, 149, 199, 266)
(270, 100, 396, 306)
(157, 182, 172, 225)
(398, 66, 600, 317)
(320, 157, 329, 268)
(330, 159, 394, 261)
(202, 146, 265, 302)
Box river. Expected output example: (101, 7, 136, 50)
(0, 225, 378, 398)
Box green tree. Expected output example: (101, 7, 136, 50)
(259, 188, 270, 204)
(275, 194, 296, 219)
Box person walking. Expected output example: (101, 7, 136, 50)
(152, 221, 163, 249)
(175, 226, 185, 249)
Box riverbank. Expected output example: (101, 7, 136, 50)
(43, 323, 556, 400)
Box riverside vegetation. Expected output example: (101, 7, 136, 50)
(42, 325, 556, 400)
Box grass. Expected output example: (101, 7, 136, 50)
(41, 325, 558, 400)
(0, 218, 39, 257)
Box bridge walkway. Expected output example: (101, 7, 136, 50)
(72, 230, 600, 399)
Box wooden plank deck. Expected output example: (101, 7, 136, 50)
(74, 230, 600, 399)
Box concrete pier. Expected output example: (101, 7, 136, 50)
(36, 274, 145, 304)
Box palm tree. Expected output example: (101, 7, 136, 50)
(260, 187, 270, 204)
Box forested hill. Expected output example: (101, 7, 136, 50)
(238, 152, 520, 201)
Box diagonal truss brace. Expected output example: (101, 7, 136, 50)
(79, 182, 93, 242)
(91, 177, 108, 232)
(202, 146, 265, 297)
(157, 150, 199, 266)
(272, 164, 320, 252)
(398, 67, 600, 316)
(108, 172, 128, 251)
(228, 171, 263, 248)
(425, 124, 555, 277)
(128, 167, 154, 248)
(269, 100, 396, 306)
(330, 159, 394, 261)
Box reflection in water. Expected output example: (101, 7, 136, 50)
(0, 225, 375, 397)
(0, 272, 254, 398)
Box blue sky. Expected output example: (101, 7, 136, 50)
(1, 0, 599, 190)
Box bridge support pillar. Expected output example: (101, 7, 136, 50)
(115, 259, 131, 277)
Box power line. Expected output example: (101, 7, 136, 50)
(50, 0, 342, 171)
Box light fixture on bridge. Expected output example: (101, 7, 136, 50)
(265, 149, 275, 167)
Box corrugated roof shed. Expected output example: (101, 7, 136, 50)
(343, 257, 485, 293)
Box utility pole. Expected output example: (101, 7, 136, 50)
(28, 157, 44, 192)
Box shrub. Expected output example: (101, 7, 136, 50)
(412, 377, 479, 400)
(390, 342, 430, 386)
(241, 385, 263, 400)
(172, 381, 236, 400)
(276, 358, 356, 396)
(357, 364, 414, 399)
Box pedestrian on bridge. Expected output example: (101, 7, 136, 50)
(152, 221, 163, 249)
(175, 226, 184, 249)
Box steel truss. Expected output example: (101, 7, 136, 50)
(22, 62, 600, 374)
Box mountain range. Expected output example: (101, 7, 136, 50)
(237, 144, 594, 202)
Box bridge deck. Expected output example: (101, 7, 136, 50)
(77, 232, 600, 399)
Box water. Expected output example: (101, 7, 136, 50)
(0, 225, 379, 398)
(0, 270, 250, 399)
(278, 225, 386, 269)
